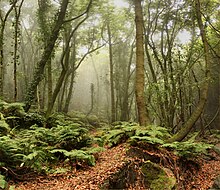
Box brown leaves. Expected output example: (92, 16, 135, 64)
(12, 145, 220, 190)
(14, 144, 128, 190)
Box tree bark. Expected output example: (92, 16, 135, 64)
(45, 34, 70, 118)
(121, 41, 135, 121)
(63, 34, 76, 113)
(134, 0, 150, 126)
(63, 71, 75, 113)
(0, 0, 18, 98)
(47, 59, 53, 109)
(24, 0, 69, 112)
(167, 0, 211, 142)
(107, 22, 116, 123)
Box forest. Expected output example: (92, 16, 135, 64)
(0, 0, 220, 189)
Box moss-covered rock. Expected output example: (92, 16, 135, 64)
(87, 115, 100, 128)
(142, 160, 176, 190)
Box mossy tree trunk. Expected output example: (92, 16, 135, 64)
(24, 0, 69, 112)
(13, 0, 24, 101)
(45, 0, 94, 118)
(134, 0, 150, 126)
(167, 0, 211, 142)
(38, 0, 53, 110)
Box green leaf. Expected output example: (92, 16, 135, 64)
(0, 174, 7, 189)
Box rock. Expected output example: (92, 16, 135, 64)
(141, 160, 176, 190)
(100, 150, 176, 189)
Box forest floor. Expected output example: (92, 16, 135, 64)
(10, 142, 220, 190)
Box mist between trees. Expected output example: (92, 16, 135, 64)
(0, 0, 219, 141)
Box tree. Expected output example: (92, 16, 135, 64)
(24, 0, 69, 112)
(45, 0, 95, 118)
(13, 0, 24, 101)
(134, 0, 150, 126)
(167, 0, 211, 142)
(0, 0, 18, 98)
(107, 20, 116, 122)
(37, 0, 54, 110)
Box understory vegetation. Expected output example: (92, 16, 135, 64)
(0, 101, 216, 189)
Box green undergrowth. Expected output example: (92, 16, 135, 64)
(98, 122, 213, 158)
(0, 100, 214, 187)
(0, 102, 106, 184)
(0, 123, 103, 174)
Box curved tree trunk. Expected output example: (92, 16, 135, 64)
(24, 0, 69, 112)
(167, 0, 211, 142)
(134, 0, 150, 126)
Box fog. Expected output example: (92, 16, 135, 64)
(71, 49, 111, 119)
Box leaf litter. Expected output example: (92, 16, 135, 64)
(10, 144, 220, 190)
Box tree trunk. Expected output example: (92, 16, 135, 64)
(24, 0, 68, 112)
(0, 28, 4, 98)
(63, 71, 75, 113)
(47, 59, 53, 110)
(167, 0, 211, 142)
(13, 0, 24, 101)
(121, 42, 134, 121)
(45, 38, 70, 118)
(134, 0, 150, 126)
(0, 1, 18, 98)
(59, 71, 69, 112)
(107, 22, 116, 123)
(63, 36, 76, 114)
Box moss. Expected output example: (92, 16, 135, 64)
(142, 161, 162, 182)
(142, 161, 176, 190)
(150, 173, 176, 190)
(87, 115, 100, 127)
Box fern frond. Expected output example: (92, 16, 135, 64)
(131, 136, 164, 145)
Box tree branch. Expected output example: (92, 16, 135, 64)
(63, 0, 93, 23)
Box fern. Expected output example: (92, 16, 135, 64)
(136, 125, 171, 139)
(102, 122, 138, 147)
(50, 149, 95, 166)
(53, 125, 91, 150)
(93, 136, 105, 147)
(0, 116, 10, 136)
(0, 136, 23, 165)
(131, 136, 164, 145)
(21, 150, 49, 171)
(129, 125, 171, 145)
(103, 129, 127, 147)
(2, 102, 25, 117)
(162, 141, 213, 157)
(83, 146, 105, 154)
